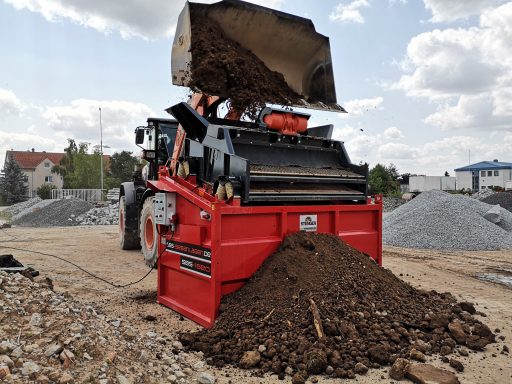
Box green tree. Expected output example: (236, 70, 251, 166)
(52, 139, 108, 189)
(71, 149, 102, 189)
(0, 155, 29, 204)
(108, 151, 138, 184)
(37, 183, 57, 199)
(369, 163, 400, 195)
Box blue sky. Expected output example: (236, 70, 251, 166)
(1, 0, 511, 176)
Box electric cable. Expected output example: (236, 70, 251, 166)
(0, 229, 174, 288)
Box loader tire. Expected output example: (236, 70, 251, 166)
(140, 197, 158, 267)
(119, 196, 140, 250)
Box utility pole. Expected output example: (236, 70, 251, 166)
(99, 107, 103, 198)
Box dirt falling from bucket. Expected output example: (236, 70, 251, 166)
(189, 10, 303, 118)
(180, 232, 495, 380)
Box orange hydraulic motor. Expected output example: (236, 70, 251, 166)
(259, 107, 310, 136)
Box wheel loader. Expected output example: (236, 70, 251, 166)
(118, 0, 382, 327)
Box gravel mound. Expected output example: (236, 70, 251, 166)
(0, 270, 214, 383)
(180, 232, 493, 381)
(471, 189, 495, 201)
(10, 199, 57, 223)
(13, 199, 92, 227)
(2, 198, 42, 218)
(73, 202, 119, 225)
(383, 190, 512, 250)
(383, 196, 406, 212)
(481, 192, 512, 212)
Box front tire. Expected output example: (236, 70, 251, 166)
(140, 197, 158, 267)
(119, 196, 140, 250)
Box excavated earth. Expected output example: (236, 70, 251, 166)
(180, 232, 496, 381)
(189, 10, 302, 117)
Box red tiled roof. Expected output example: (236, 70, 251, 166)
(5, 151, 65, 170)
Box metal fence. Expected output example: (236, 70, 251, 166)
(51, 189, 104, 202)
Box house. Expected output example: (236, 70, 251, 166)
(5, 150, 65, 197)
(454, 159, 512, 192)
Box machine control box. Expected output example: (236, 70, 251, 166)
(153, 192, 176, 226)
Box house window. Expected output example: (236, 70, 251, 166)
(44, 176, 53, 183)
(481, 171, 486, 177)
(487, 170, 492, 177)
(494, 170, 499, 176)
(44, 162, 50, 168)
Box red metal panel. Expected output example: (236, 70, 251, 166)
(154, 178, 383, 328)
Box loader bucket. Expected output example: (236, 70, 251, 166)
(172, 0, 343, 112)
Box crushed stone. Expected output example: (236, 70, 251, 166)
(471, 189, 495, 201)
(2, 197, 42, 218)
(0, 270, 214, 383)
(383, 190, 512, 250)
(382, 196, 406, 212)
(73, 202, 119, 226)
(13, 199, 92, 227)
(481, 191, 512, 213)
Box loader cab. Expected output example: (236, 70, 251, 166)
(136, 118, 178, 181)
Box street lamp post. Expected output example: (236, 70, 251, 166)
(99, 107, 104, 197)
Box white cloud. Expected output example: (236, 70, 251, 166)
(42, 99, 154, 152)
(423, 0, 506, 23)
(394, 2, 512, 131)
(383, 126, 404, 140)
(0, 132, 59, 161)
(342, 96, 383, 116)
(379, 142, 416, 159)
(330, 0, 370, 23)
(0, 89, 25, 116)
(4, 0, 284, 39)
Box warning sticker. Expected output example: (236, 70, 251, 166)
(299, 215, 317, 232)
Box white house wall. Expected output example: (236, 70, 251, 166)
(456, 171, 472, 191)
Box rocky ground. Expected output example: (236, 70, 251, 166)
(0, 271, 215, 384)
(0, 226, 511, 383)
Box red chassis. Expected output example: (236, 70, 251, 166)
(148, 169, 382, 328)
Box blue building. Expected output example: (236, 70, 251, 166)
(454, 160, 512, 192)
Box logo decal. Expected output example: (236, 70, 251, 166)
(167, 241, 211, 261)
(180, 256, 211, 278)
(166, 240, 212, 278)
(299, 214, 317, 232)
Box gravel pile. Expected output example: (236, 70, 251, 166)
(13, 199, 93, 227)
(471, 189, 495, 200)
(181, 232, 494, 382)
(383, 190, 512, 250)
(382, 196, 406, 212)
(0, 270, 216, 383)
(10, 200, 57, 223)
(73, 203, 119, 225)
(2, 198, 42, 218)
(481, 192, 512, 212)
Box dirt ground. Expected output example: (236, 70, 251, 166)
(1, 225, 511, 383)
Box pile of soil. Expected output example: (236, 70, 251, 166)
(189, 10, 303, 117)
(180, 232, 495, 381)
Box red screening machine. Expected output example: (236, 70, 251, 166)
(144, 0, 382, 328)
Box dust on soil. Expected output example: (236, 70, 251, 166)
(181, 232, 496, 380)
(189, 8, 302, 117)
